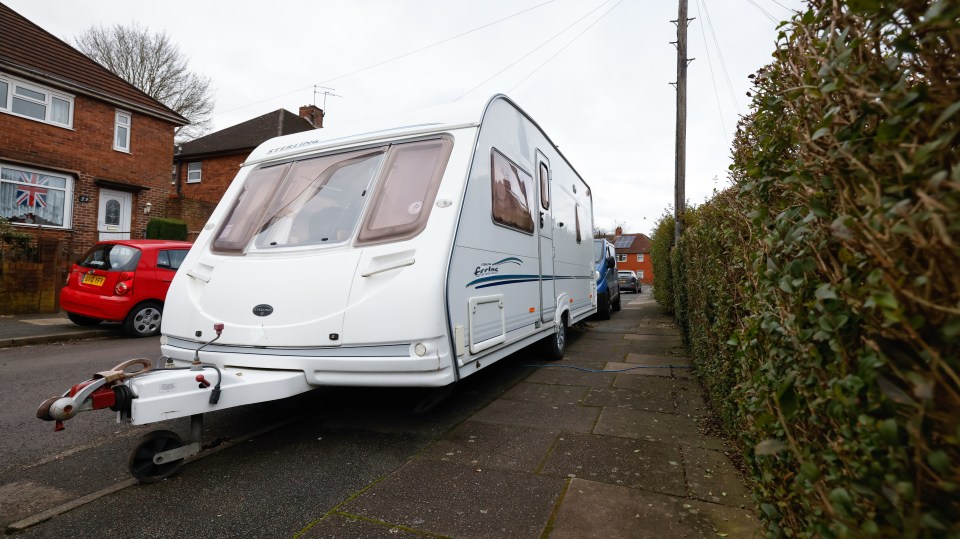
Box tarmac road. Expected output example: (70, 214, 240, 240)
(0, 335, 541, 537)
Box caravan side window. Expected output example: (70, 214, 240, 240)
(575, 205, 582, 244)
(491, 149, 534, 234)
(539, 162, 550, 210)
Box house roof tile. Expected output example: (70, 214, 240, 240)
(0, 2, 186, 125)
(175, 109, 316, 158)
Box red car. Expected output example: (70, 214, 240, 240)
(60, 240, 193, 337)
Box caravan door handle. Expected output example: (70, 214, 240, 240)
(361, 257, 416, 278)
(540, 211, 544, 228)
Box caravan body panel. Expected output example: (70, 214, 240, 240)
(160, 95, 594, 391)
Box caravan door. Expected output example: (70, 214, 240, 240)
(536, 152, 555, 323)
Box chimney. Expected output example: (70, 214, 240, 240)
(615, 226, 623, 236)
(299, 105, 324, 128)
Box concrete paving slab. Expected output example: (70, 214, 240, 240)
(625, 333, 685, 342)
(341, 459, 564, 539)
(551, 479, 760, 539)
(500, 381, 590, 405)
(625, 352, 692, 367)
(681, 446, 753, 508)
(471, 398, 600, 433)
(583, 386, 676, 414)
(579, 331, 630, 342)
(594, 408, 729, 451)
(418, 420, 559, 473)
(539, 433, 686, 496)
(606, 361, 672, 378)
(300, 513, 423, 538)
(523, 365, 617, 389)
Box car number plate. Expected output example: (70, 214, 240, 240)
(82, 274, 106, 286)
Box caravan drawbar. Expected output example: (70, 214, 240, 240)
(37, 95, 597, 481)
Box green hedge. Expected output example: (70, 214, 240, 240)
(145, 218, 188, 241)
(652, 1, 959, 536)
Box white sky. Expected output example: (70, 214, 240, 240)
(9, 0, 804, 235)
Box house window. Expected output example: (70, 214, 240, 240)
(0, 74, 73, 128)
(490, 149, 534, 234)
(638, 270, 644, 280)
(617, 254, 626, 262)
(0, 164, 73, 228)
(114, 111, 131, 152)
(637, 253, 644, 262)
(187, 162, 202, 183)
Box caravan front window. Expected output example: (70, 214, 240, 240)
(213, 148, 386, 253)
(357, 138, 453, 245)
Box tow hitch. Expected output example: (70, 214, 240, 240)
(36, 358, 151, 431)
(35, 323, 313, 483)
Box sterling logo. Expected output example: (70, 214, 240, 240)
(252, 304, 274, 317)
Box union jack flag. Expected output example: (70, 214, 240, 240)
(15, 172, 49, 208)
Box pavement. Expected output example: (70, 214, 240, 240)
(0, 312, 122, 349)
(1, 294, 760, 538)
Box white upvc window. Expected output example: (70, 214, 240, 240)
(637, 253, 644, 262)
(114, 110, 131, 152)
(0, 163, 74, 229)
(639, 270, 644, 279)
(0, 73, 74, 128)
(617, 254, 626, 262)
(186, 162, 202, 183)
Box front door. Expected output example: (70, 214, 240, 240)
(98, 189, 132, 240)
(536, 152, 555, 323)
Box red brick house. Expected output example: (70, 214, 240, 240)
(612, 227, 653, 285)
(170, 107, 320, 235)
(0, 3, 187, 313)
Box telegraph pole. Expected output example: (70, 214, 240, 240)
(671, 0, 692, 242)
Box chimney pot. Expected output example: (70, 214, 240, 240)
(615, 226, 623, 235)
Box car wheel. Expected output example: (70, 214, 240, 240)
(542, 315, 567, 361)
(124, 301, 163, 337)
(612, 293, 622, 311)
(67, 312, 102, 326)
(597, 290, 611, 320)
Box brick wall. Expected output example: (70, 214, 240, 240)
(176, 153, 245, 203)
(161, 196, 219, 241)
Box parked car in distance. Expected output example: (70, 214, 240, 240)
(618, 270, 640, 293)
(60, 240, 193, 337)
(594, 238, 621, 319)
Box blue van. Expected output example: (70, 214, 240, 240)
(594, 239, 621, 319)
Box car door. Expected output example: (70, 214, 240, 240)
(155, 249, 189, 297)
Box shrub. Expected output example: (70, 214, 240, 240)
(650, 212, 676, 314)
(145, 218, 188, 241)
(661, 1, 960, 536)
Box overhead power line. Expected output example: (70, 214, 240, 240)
(693, 0, 728, 145)
(508, 0, 625, 93)
(700, 0, 741, 116)
(211, 0, 559, 120)
(455, 0, 615, 101)
(744, 0, 778, 23)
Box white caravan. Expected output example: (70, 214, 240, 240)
(38, 95, 596, 481)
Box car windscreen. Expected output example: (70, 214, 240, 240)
(594, 240, 604, 262)
(77, 244, 141, 272)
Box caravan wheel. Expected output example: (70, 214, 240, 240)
(543, 316, 566, 361)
